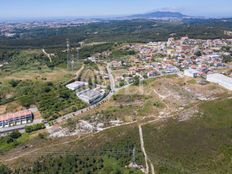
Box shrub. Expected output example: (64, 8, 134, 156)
(9, 79, 21, 87)
(25, 123, 46, 133)
(6, 130, 22, 143)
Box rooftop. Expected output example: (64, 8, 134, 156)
(0, 110, 33, 122)
(78, 89, 103, 100)
(66, 81, 87, 90)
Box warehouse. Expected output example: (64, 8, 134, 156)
(66, 81, 88, 91)
(0, 110, 34, 129)
(77, 88, 105, 104)
(207, 73, 232, 90)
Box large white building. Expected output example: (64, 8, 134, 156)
(77, 88, 105, 104)
(66, 81, 88, 91)
(207, 73, 232, 90)
(184, 68, 199, 78)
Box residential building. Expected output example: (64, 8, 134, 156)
(0, 110, 34, 129)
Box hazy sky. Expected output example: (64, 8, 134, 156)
(1, 0, 232, 19)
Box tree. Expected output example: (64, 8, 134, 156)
(119, 80, 125, 87)
(133, 76, 140, 86)
(88, 78, 93, 88)
(222, 55, 232, 63)
(0, 164, 12, 174)
(99, 157, 123, 174)
(6, 130, 22, 143)
(194, 50, 202, 57)
(18, 96, 33, 107)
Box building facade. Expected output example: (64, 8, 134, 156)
(0, 110, 34, 128)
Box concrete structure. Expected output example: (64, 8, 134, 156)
(66, 81, 88, 91)
(207, 73, 232, 90)
(0, 110, 34, 129)
(184, 68, 199, 78)
(77, 88, 105, 104)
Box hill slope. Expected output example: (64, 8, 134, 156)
(129, 11, 188, 19)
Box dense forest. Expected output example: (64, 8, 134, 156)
(1, 18, 232, 48)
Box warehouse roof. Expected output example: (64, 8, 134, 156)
(66, 81, 87, 91)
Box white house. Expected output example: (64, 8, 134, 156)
(206, 73, 232, 90)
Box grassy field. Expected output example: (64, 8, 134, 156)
(143, 99, 232, 174)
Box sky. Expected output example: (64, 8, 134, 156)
(1, 0, 232, 20)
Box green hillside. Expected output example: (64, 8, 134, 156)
(143, 99, 232, 174)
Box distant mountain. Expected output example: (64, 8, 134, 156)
(128, 11, 188, 19)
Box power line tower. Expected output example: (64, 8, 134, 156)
(71, 54, 75, 72)
(67, 39, 76, 72)
(66, 39, 71, 70)
(77, 47, 80, 60)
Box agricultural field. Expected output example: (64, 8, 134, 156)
(76, 61, 108, 89)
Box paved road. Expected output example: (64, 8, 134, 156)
(42, 49, 52, 63)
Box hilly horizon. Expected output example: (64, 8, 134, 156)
(128, 11, 188, 19)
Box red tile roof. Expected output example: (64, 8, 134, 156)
(0, 110, 32, 122)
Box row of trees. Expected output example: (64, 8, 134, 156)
(25, 123, 46, 133)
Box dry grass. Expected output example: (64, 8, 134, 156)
(112, 69, 129, 79)
(1, 68, 72, 82)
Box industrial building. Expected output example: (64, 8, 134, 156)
(77, 88, 105, 104)
(66, 81, 88, 91)
(206, 73, 232, 90)
(184, 68, 199, 78)
(0, 110, 34, 129)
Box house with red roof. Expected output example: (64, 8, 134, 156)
(0, 110, 34, 128)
